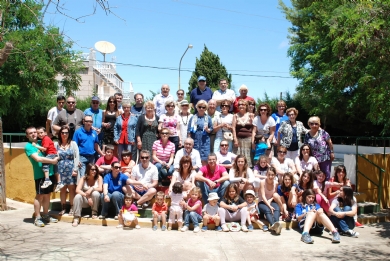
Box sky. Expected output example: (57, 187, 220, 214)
(44, 0, 297, 101)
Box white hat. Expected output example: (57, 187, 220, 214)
(207, 192, 220, 201)
(244, 189, 255, 197)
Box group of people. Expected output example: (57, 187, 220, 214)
(25, 76, 360, 243)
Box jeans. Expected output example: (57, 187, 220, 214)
(197, 180, 230, 204)
(258, 201, 280, 226)
(155, 162, 175, 181)
(330, 206, 355, 232)
(183, 210, 202, 227)
(79, 154, 95, 179)
(118, 144, 132, 161)
(100, 191, 124, 216)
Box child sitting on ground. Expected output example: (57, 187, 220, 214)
(117, 193, 140, 229)
(201, 192, 221, 232)
(168, 182, 184, 231)
(181, 187, 203, 233)
(36, 127, 61, 191)
(245, 189, 265, 231)
(152, 191, 168, 231)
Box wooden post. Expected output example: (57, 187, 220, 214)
(0, 117, 7, 210)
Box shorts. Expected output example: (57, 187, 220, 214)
(250, 213, 260, 220)
(299, 215, 324, 234)
(132, 185, 148, 196)
(35, 175, 56, 194)
(156, 213, 167, 221)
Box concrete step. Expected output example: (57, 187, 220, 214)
(358, 202, 380, 215)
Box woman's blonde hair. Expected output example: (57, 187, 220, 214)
(307, 116, 321, 126)
(196, 100, 208, 110)
(144, 100, 155, 110)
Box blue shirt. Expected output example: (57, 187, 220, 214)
(130, 105, 145, 117)
(190, 87, 213, 113)
(253, 142, 268, 161)
(277, 184, 298, 202)
(84, 107, 103, 140)
(295, 202, 321, 216)
(271, 112, 289, 136)
(72, 127, 99, 155)
(103, 172, 129, 194)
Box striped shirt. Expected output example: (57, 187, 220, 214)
(152, 139, 175, 163)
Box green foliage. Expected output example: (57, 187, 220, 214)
(188, 45, 232, 94)
(279, 0, 387, 135)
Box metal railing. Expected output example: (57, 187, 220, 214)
(2, 133, 28, 156)
(93, 61, 123, 92)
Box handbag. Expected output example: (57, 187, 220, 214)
(223, 130, 233, 141)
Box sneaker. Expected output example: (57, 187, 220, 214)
(332, 231, 341, 243)
(301, 233, 314, 244)
(355, 221, 364, 228)
(345, 230, 359, 238)
(41, 179, 52, 189)
(72, 218, 79, 227)
(114, 216, 118, 220)
(34, 217, 45, 227)
(248, 224, 254, 232)
(271, 222, 282, 235)
(98, 215, 106, 219)
(215, 226, 222, 232)
(241, 225, 249, 232)
(135, 225, 141, 229)
(42, 214, 58, 223)
(152, 225, 158, 231)
(55, 182, 64, 193)
(142, 202, 149, 209)
(201, 226, 208, 232)
(116, 224, 123, 229)
(181, 226, 189, 232)
(193, 226, 200, 233)
(262, 225, 269, 232)
(167, 226, 172, 231)
(161, 225, 167, 231)
(221, 224, 229, 232)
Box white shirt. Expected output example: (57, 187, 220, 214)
(131, 162, 158, 185)
(177, 113, 192, 142)
(313, 180, 331, 197)
(212, 89, 236, 111)
(253, 116, 276, 139)
(173, 148, 202, 169)
(153, 94, 174, 117)
(214, 113, 234, 138)
(47, 106, 63, 134)
(295, 156, 318, 172)
(331, 196, 357, 209)
(172, 170, 196, 183)
(229, 167, 255, 183)
(271, 157, 294, 173)
(215, 151, 237, 164)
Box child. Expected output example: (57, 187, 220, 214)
(152, 191, 168, 231)
(253, 155, 271, 197)
(117, 193, 140, 229)
(274, 172, 298, 222)
(313, 170, 342, 214)
(168, 182, 184, 231)
(120, 150, 135, 176)
(181, 187, 203, 233)
(295, 189, 340, 244)
(201, 192, 221, 232)
(245, 189, 265, 231)
(253, 135, 270, 163)
(36, 127, 61, 190)
(96, 145, 119, 175)
(297, 170, 314, 203)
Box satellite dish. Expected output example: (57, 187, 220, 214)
(94, 41, 116, 62)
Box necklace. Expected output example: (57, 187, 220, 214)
(237, 112, 248, 127)
(180, 112, 189, 126)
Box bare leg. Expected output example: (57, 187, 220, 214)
(34, 194, 43, 217)
(41, 194, 50, 215)
(203, 215, 210, 227)
(273, 193, 287, 215)
(68, 184, 76, 205)
(303, 212, 316, 233)
(161, 212, 167, 227)
(316, 211, 337, 232)
(214, 216, 221, 226)
(137, 188, 157, 205)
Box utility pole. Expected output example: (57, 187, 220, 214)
(0, 117, 7, 210)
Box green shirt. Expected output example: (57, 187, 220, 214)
(25, 141, 53, 180)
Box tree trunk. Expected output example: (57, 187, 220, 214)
(0, 42, 13, 67)
(0, 117, 7, 210)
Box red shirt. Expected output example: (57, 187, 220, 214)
(96, 156, 119, 166)
(41, 136, 57, 154)
(152, 202, 168, 214)
(233, 96, 255, 113)
(118, 114, 130, 144)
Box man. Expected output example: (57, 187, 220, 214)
(271, 100, 288, 156)
(52, 96, 85, 138)
(215, 140, 237, 172)
(46, 95, 65, 138)
(25, 127, 59, 227)
(233, 85, 255, 113)
(115, 92, 124, 113)
(131, 93, 145, 116)
(84, 96, 104, 143)
(212, 79, 236, 112)
(153, 84, 173, 117)
(175, 89, 185, 115)
(72, 115, 104, 178)
(131, 150, 158, 209)
(190, 76, 213, 113)
(196, 153, 230, 203)
(173, 138, 202, 171)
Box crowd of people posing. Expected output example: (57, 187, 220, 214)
(25, 76, 360, 244)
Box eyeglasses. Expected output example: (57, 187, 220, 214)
(61, 132, 69, 135)
(84, 120, 93, 123)
(141, 156, 149, 159)
(90, 168, 97, 171)
(278, 151, 287, 154)
(92, 102, 99, 104)
(220, 144, 228, 147)
(161, 132, 169, 135)
(288, 114, 295, 117)
(67, 101, 75, 104)
(221, 105, 229, 108)
(109, 101, 115, 104)
(113, 166, 121, 169)
(309, 122, 319, 126)
(198, 106, 206, 109)
(167, 105, 175, 108)
(260, 109, 267, 112)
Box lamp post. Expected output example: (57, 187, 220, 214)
(178, 44, 193, 90)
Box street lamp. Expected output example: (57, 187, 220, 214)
(178, 44, 193, 90)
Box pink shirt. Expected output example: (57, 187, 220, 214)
(199, 165, 227, 189)
(152, 139, 175, 163)
(187, 198, 202, 216)
(121, 204, 138, 213)
(159, 114, 179, 137)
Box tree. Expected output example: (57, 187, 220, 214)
(279, 0, 388, 135)
(188, 45, 232, 94)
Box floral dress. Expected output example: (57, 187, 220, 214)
(57, 144, 77, 185)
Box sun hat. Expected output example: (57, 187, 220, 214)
(207, 192, 220, 201)
(244, 190, 256, 197)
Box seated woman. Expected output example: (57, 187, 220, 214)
(218, 183, 249, 232)
(215, 140, 237, 172)
(228, 155, 254, 194)
(96, 145, 119, 175)
(297, 170, 314, 203)
(295, 189, 340, 244)
(327, 165, 351, 203)
(274, 172, 298, 222)
(120, 150, 136, 177)
(152, 128, 175, 184)
(72, 163, 103, 227)
(169, 156, 196, 199)
(271, 145, 297, 183)
(295, 144, 319, 177)
(329, 186, 359, 238)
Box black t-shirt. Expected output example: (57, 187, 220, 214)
(221, 196, 245, 213)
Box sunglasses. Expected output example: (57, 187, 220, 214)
(221, 105, 229, 108)
(84, 120, 93, 123)
(278, 151, 287, 154)
(260, 109, 267, 111)
(113, 166, 121, 169)
(61, 132, 69, 135)
(198, 106, 206, 109)
(90, 168, 97, 171)
(181, 104, 189, 107)
(67, 101, 75, 104)
(92, 102, 99, 104)
(141, 156, 149, 159)
(309, 122, 319, 126)
(109, 101, 115, 104)
(220, 144, 228, 147)
(161, 132, 169, 135)
(167, 105, 175, 108)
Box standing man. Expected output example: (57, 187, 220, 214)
(212, 79, 236, 112)
(72, 115, 104, 178)
(153, 84, 173, 117)
(52, 96, 85, 139)
(46, 95, 65, 138)
(84, 96, 104, 145)
(271, 100, 288, 156)
(131, 93, 145, 117)
(233, 85, 255, 113)
(190, 76, 213, 113)
(25, 126, 59, 227)
(115, 92, 124, 114)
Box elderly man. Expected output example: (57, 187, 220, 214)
(196, 153, 230, 203)
(130, 150, 158, 209)
(25, 126, 59, 227)
(190, 76, 213, 113)
(52, 96, 85, 138)
(233, 85, 255, 113)
(212, 79, 236, 112)
(84, 96, 104, 144)
(173, 138, 202, 171)
(153, 84, 174, 117)
(46, 95, 65, 138)
(131, 93, 145, 116)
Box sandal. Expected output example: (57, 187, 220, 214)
(91, 214, 98, 219)
(59, 204, 66, 215)
(72, 218, 79, 227)
(68, 205, 74, 216)
(116, 224, 123, 229)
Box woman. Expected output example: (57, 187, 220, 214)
(247, 100, 256, 114)
(252, 103, 275, 161)
(152, 128, 175, 182)
(169, 156, 196, 199)
(114, 102, 138, 160)
(72, 163, 103, 227)
(136, 101, 159, 161)
(258, 167, 282, 234)
(228, 155, 255, 193)
(188, 100, 214, 165)
(277, 107, 308, 160)
(295, 144, 319, 177)
(274, 172, 298, 222)
(177, 100, 193, 149)
(271, 145, 297, 182)
(304, 116, 335, 180)
(55, 125, 79, 216)
(216, 140, 237, 172)
(213, 99, 234, 152)
(102, 96, 121, 156)
(329, 186, 359, 237)
(207, 99, 220, 153)
(158, 100, 181, 152)
(328, 165, 351, 202)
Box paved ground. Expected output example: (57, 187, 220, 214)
(1, 200, 389, 261)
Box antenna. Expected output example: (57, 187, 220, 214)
(94, 41, 116, 62)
